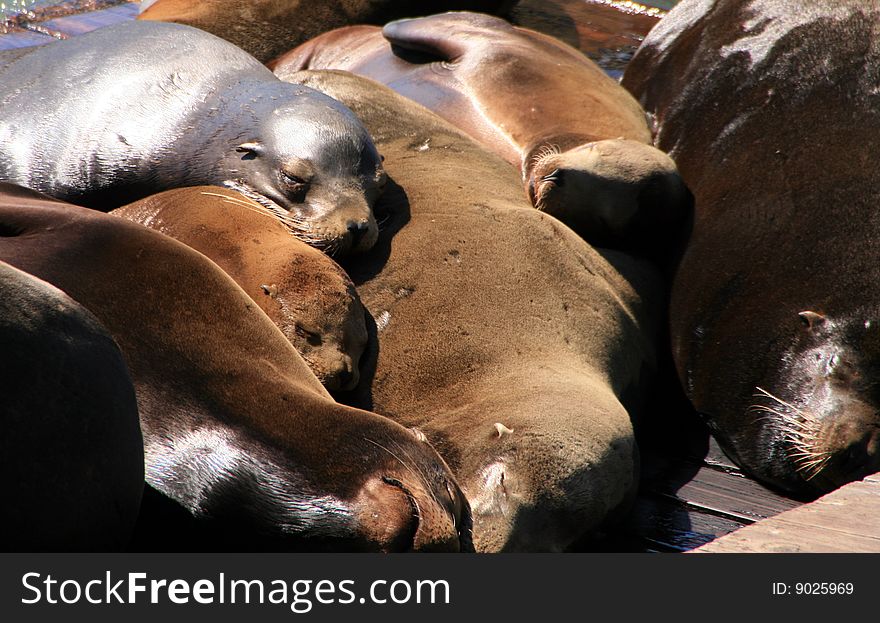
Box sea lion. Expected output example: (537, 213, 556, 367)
(622, 0, 880, 494)
(0, 20, 384, 257)
(138, 0, 518, 64)
(282, 70, 663, 551)
(113, 186, 368, 392)
(273, 12, 688, 253)
(0, 183, 470, 552)
(0, 257, 143, 551)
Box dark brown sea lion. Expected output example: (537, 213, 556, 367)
(281, 70, 663, 551)
(113, 186, 368, 392)
(0, 20, 384, 257)
(622, 0, 880, 494)
(0, 256, 143, 551)
(138, 0, 517, 64)
(0, 183, 470, 552)
(273, 12, 688, 252)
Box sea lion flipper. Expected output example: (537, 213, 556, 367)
(382, 12, 512, 61)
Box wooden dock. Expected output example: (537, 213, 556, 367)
(0, 1, 138, 49)
(2, 0, 878, 553)
(693, 474, 880, 553)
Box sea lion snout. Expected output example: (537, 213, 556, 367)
(308, 189, 378, 256)
(347, 219, 373, 249)
(531, 139, 688, 250)
(320, 352, 360, 391)
(747, 311, 880, 492)
(354, 473, 471, 552)
(813, 416, 880, 490)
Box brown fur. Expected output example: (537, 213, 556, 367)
(622, 0, 880, 493)
(0, 183, 470, 552)
(113, 186, 368, 392)
(138, 0, 517, 64)
(0, 259, 143, 551)
(273, 13, 688, 253)
(282, 70, 664, 551)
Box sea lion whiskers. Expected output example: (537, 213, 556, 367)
(376, 211, 393, 230)
(749, 387, 831, 480)
(529, 143, 561, 170)
(388, 437, 449, 517)
(362, 436, 450, 522)
(362, 437, 423, 523)
(200, 190, 279, 220)
(363, 436, 432, 495)
(202, 191, 324, 244)
(220, 180, 326, 246)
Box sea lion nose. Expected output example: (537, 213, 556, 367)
(335, 362, 359, 392)
(347, 220, 370, 249)
(347, 220, 369, 234)
(836, 426, 880, 479)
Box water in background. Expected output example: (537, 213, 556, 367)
(1, 0, 53, 19)
(1, 0, 123, 21)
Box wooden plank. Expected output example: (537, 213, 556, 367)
(693, 475, 880, 553)
(38, 2, 138, 37)
(641, 452, 800, 523)
(573, 489, 747, 552)
(671, 465, 800, 522)
(0, 30, 55, 50)
(624, 491, 747, 552)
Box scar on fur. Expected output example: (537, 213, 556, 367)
(409, 427, 427, 443)
(494, 422, 514, 438)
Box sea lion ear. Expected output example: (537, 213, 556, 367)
(236, 142, 264, 159)
(799, 311, 826, 330)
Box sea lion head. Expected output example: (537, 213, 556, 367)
(352, 429, 474, 552)
(743, 309, 880, 494)
(224, 90, 386, 258)
(275, 266, 369, 392)
(526, 138, 687, 249)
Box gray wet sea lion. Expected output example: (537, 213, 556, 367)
(0, 20, 384, 257)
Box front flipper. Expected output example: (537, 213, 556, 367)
(382, 12, 515, 62)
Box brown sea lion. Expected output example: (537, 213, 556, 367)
(138, 0, 517, 64)
(0, 256, 143, 551)
(0, 21, 384, 257)
(281, 70, 663, 551)
(622, 0, 880, 494)
(0, 183, 470, 552)
(113, 186, 368, 392)
(273, 12, 688, 253)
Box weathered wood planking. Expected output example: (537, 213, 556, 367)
(692, 474, 880, 553)
(39, 2, 138, 37)
(647, 460, 801, 523)
(0, 2, 137, 51)
(0, 30, 55, 48)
